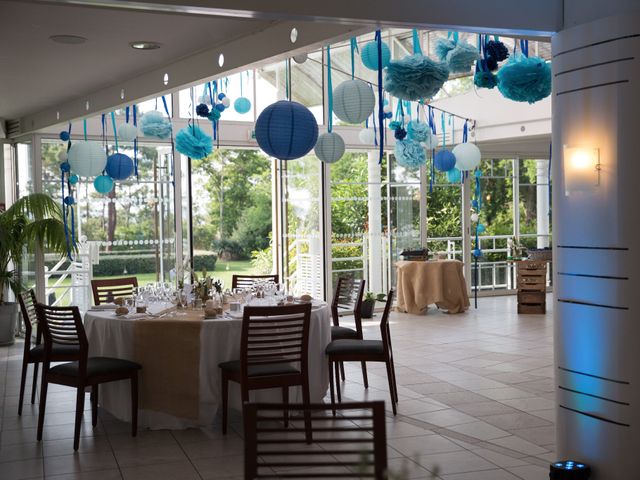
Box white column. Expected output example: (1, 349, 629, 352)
(367, 151, 383, 292)
(536, 159, 550, 248)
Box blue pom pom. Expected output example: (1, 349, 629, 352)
(384, 54, 449, 101)
(472, 199, 479, 209)
(485, 57, 499, 72)
(474, 70, 497, 89)
(476, 223, 486, 233)
(497, 55, 552, 104)
(106, 153, 134, 180)
(139, 111, 172, 139)
(60, 161, 71, 173)
(446, 42, 479, 73)
(63, 196, 75, 206)
(473, 248, 483, 258)
(69, 174, 79, 185)
(196, 103, 210, 117)
(217, 93, 226, 100)
(208, 109, 221, 121)
(234, 97, 251, 114)
(406, 120, 430, 142)
(59, 131, 70, 142)
(384, 111, 393, 119)
(175, 125, 213, 160)
(485, 40, 509, 62)
(361, 41, 391, 71)
(395, 139, 426, 169)
(388, 120, 402, 130)
(447, 168, 461, 183)
(394, 128, 407, 140)
(435, 38, 456, 62)
(434, 150, 456, 172)
(215, 103, 226, 112)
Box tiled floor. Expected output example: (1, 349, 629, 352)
(0, 294, 554, 479)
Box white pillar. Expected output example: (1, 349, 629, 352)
(536, 159, 550, 248)
(553, 12, 640, 479)
(367, 151, 383, 292)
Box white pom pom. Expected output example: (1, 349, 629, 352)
(198, 94, 209, 105)
(383, 105, 392, 114)
(358, 128, 376, 145)
(221, 97, 231, 108)
(58, 151, 68, 162)
(471, 213, 479, 223)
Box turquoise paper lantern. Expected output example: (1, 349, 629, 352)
(333, 79, 375, 125)
(67, 141, 107, 178)
(314, 132, 345, 164)
(446, 168, 461, 183)
(234, 97, 251, 114)
(94, 175, 114, 194)
(255, 101, 318, 160)
(361, 40, 391, 71)
(105, 153, 134, 180)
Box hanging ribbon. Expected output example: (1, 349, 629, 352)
(350, 37, 359, 79)
(161, 95, 175, 176)
(101, 114, 107, 159)
(82, 120, 87, 142)
(285, 59, 290, 101)
(447, 31, 460, 44)
(327, 45, 334, 132)
(110, 111, 119, 152)
(369, 84, 378, 147)
(463, 120, 468, 143)
(412, 29, 423, 55)
(520, 39, 529, 58)
(133, 104, 138, 177)
(441, 113, 446, 149)
(240, 72, 243, 97)
(376, 30, 384, 165)
(66, 122, 72, 152)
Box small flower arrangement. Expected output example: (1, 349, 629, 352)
(193, 270, 223, 303)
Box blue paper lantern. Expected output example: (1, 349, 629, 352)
(447, 168, 461, 183)
(94, 175, 114, 194)
(434, 150, 456, 172)
(361, 40, 391, 71)
(255, 101, 318, 161)
(105, 153, 134, 181)
(234, 97, 251, 114)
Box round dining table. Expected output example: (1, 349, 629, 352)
(84, 302, 331, 430)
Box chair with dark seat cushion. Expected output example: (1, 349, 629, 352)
(330, 277, 367, 384)
(218, 303, 312, 435)
(35, 303, 141, 450)
(326, 289, 398, 415)
(17, 290, 80, 415)
(91, 276, 138, 305)
(231, 274, 279, 290)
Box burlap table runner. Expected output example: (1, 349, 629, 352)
(396, 260, 470, 314)
(132, 310, 203, 420)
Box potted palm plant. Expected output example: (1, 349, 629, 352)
(361, 292, 386, 319)
(0, 193, 70, 345)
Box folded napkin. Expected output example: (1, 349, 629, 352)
(90, 303, 117, 310)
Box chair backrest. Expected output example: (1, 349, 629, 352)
(35, 303, 87, 370)
(232, 274, 279, 290)
(331, 277, 365, 332)
(91, 276, 138, 305)
(18, 289, 38, 343)
(379, 289, 395, 356)
(241, 304, 311, 380)
(244, 401, 388, 479)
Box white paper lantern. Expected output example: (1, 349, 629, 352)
(293, 53, 308, 64)
(58, 150, 68, 162)
(314, 132, 345, 164)
(333, 79, 375, 124)
(452, 142, 481, 171)
(471, 212, 479, 223)
(118, 123, 138, 143)
(358, 128, 376, 145)
(67, 141, 107, 178)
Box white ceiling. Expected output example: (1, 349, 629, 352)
(0, 0, 270, 119)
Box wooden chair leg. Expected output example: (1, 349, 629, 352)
(282, 386, 289, 428)
(361, 361, 369, 389)
(73, 385, 85, 451)
(389, 355, 399, 403)
(328, 359, 336, 417)
(131, 373, 138, 437)
(339, 361, 345, 381)
(301, 380, 312, 444)
(31, 362, 39, 405)
(334, 361, 342, 403)
(385, 360, 397, 415)
(91, 385, 99, 427)
(36, 376, 49, 441)
(18, 357, 29, 416)
(221, 374, 229, 434)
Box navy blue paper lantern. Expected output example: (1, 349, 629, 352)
(434, 150, 456, 172)
(255, 101, 318, 161)
(105, 153, 134, 181)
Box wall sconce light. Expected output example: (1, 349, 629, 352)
(563, 145, 600, 195)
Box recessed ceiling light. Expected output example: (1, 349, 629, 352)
(49, 35, 87, 45)
(130, 41, 162, 50)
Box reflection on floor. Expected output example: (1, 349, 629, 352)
(0, 294, 554, 479)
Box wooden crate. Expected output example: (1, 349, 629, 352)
(516, 260, 547, 314)
(518, 303, 546, 314)
(518, 291, 546, 305)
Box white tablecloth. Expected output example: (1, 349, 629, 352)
(84, 304, 331, 430)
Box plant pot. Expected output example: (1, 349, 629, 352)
(0, 302, 19, 346)
(361, 299, 376, 319)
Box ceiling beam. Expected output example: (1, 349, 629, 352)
(27, 0, 563, 36)
(16, 21, 368, 135)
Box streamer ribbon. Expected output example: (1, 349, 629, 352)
(327, 45, 333, 132)
(376, 30, 384, 165)
(412, 29, 423, 55)
(350, 37, 359, 79)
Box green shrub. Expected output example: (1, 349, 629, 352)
(78, 253, 217, 276)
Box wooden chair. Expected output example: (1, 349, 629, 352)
(244, 401, 388, 480)
(35, 303, 141, 450)
(17, 290, 80, 415)
(330, 277, 367, 385)
(219, 303, 311, 435)
(326, 290, 398, 415)
(231, 274, 279, 290)
(90, 276, 138, 305)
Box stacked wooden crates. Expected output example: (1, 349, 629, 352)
(517, 260, 547, 314)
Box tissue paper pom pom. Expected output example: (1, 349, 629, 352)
(314, 132, 345, 163)
(472, 199, 479, 209)
(446, 42, 479, 73)
(394, 128, 407, 140)
(384, 54, 449, 101)
(406, 120, 430, 142)
(485, 40, 509, 62)
(434, 150, 456, 172)
(447, 168, 462, 183)
(118, 123, 138, 142)
(388, 120, 402, 130)
(139, 111, 172, 139)
(196, 103, 210, 117)
(208, 109, 221, 121)
(234, 97, 251, 114)
(395, 139, 426, 169)
(197, 94, 209, 105)
(474, 70, 498, 89)
(497, 55, 552, 104)
(358, 128, 376, 145)
(435, 38, 456, 62)
(106, 153, 134, 180)
(471, 212, 479, 223)
(361, 40, 391, 71)
(484, 57, 499, 72)
(59, 131, 70, 142)
(175, 125, 213, 160)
